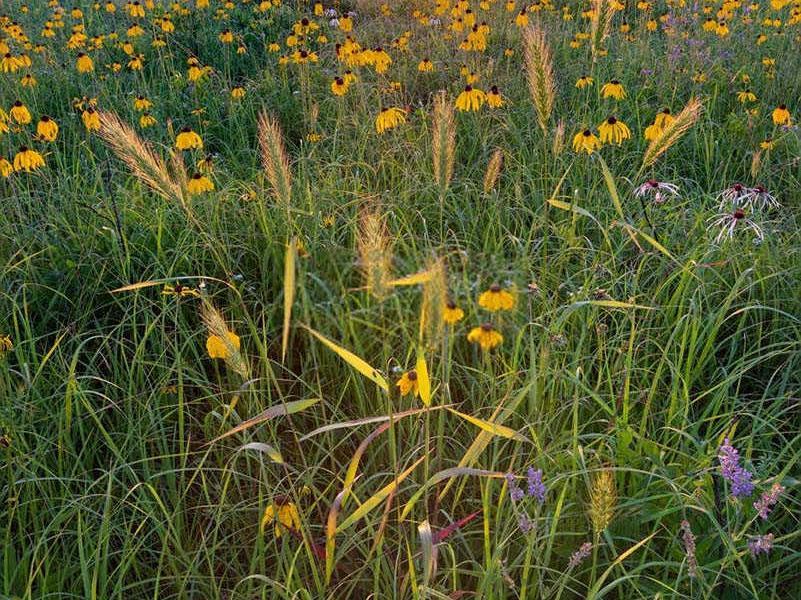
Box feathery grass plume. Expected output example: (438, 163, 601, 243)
(750, 150, 762, 180)
(483, 148, 504, 193)
(588, 468, 617, 536)
(358, 202, 393, 300)
(432, 90, 456, 198)
(257, 111, 293, 208)
(641, 97, 703, 171)
(523, 25, 556, 135)
(201, 301, 249, 380)
(419, 256, 447, 348)
(98, 111, 185, 205)
(590, 0, 618, 59)
(552, 120, 566, 156)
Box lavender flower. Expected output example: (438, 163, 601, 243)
(527, 468, 546, 504)
(718, 438, 755, 498)
(748, 534, 774, 557)
(568, 542, 593, 569)
(680, 520, 698, 578)
(753, 483, 784, 520)
(506, 473, 524, 502)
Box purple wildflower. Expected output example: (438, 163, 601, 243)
(527, 468, 546, 504)
(753, 483, 784, 520)
(748, 534, 774, 557)
(518, 514, 533, 533)
(680, 520, 698, 578)
(506, 473, 524, 502)
(568, 542, 593, 569)
(718, 438, 755, 498)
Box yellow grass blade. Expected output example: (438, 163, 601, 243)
(388, 269, 432, 287)
(303, 326, 389, 392)
(416, 350, 431, 406)
(281, 238, 297, 363)
(446, 408, 530, 443)
(336, 456, 425, 532)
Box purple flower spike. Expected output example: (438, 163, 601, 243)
(718, 438, 754, 498)
(527, 467, 546, 504)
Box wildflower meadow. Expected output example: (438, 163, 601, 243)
(1, 0, 800, 598)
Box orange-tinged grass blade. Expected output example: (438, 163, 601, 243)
(336, 456, 425, 532)
(207, 397, 319, 444)
(303, 325, 389, 391)
(325, 489, 347, 585)
(342, 422, 392, 506)
(281, 238, 297, 363)
(446, 408, 530, 443)
(416, 350, 431, 406)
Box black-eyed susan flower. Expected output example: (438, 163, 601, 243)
(162, 283, 200, 298)
(13, 146, 45, 172)
(443, 300, 465, 324)
(575, 75, 594, 89)
(455, 85, 486, 112)
(10, 101, 31, 124)
(478, 284, 515, 311)
(331, 76, 348, 96)
(772, 104, 791, 125)
(515, 9, 529, 27)
(644, 122, 662, 141)
(468, 322, 503, 350)
(572, 129, 601, 154)
(176, 127, 203, 150)
(598, 116, 631, 145)
(737, 90, 757, 103)
(231, 86, 246, 99)
(1, 53, 22, 73)
(206, 330, 240, 359)
(0, 334, 11, 354)
(654, 108, 674, 129)
(375, 107, 406, 134)
(600, 80, 626, 100)
(396, 369, 420, 397)
(187, 173, 214, 195)
(36, 116, 58, 142)
(487, 86, 504, 108)
(760, 138, 775, 150)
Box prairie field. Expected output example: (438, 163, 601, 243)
(2, 0, 801, 598)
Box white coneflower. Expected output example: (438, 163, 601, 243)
(716, 183, 752, 209)
(748, 185, 779, 210)
(634, 179, 680, 204)
(708, 208, 763, 244)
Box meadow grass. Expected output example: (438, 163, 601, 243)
(1, 0, 801, 598)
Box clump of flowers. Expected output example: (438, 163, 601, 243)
(568, 542, 593, 569)
(753, 482, 784, 520)
(680, 520, 698, 578)
(506, 467, 547, 532)
(748, 534, 774, 557)
(718, 438, 754, 499)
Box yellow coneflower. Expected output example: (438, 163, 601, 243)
(187, 173, 214, 195)
(176, 127, 203, 150)
(601, 80, 626, 100)
(13, 146, 45, 172)
(133, 95, 152, 111)
(443, 300, 465, 324)
(760, 138, 774, 150)
(219, 29, 234, 44)
(654, 108, 675, 129)
(478, 284, 516, 311)
(598, 116, 631, 145)
(375, 107, 406, 134)
(487, 86, 504, 108)
(455, 85, 486, 112)
(467, 323, 503, 350)
(261, 500, 302, 538)
(76, 52, 94, 73)
(417, 58, 434, 72)
(572, 129, 602, 154)
(515, 9, 529, 27)
(737, 90, 757, 103)
(82, 108, 101, 131)
(772, 104, 791, 125)
(0, 158, 13, 178)
(162, 283, 200, 298)
(231, 86, 246, 99)
(575, 74, 594, 89)
(1, 53, 22, 73)
(0, 334, 11, 353)
(20, 73, 37, 87)
(139, 112, 157, 128)
(10, 101, 31, 124)
(397, 370, 420, 397)
(206, 330, 241, 359)
(36, 116, 59, 142)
